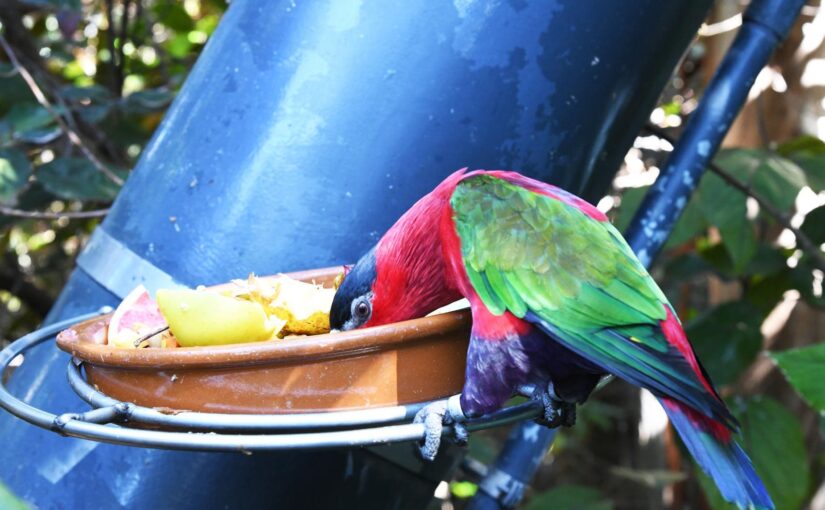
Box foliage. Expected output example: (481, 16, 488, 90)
(0, 0, 227, 341)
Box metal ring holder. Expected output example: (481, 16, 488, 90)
(0, 309, 541, 452)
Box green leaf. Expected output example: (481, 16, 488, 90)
(771, 343, 825, 412)
(664, 253, 712, 281)
(685, 301, 763, 386)
(36, 158, 121, 201)
(697, 242, 735, 278)
(121, 89, 173, 114)
(745, 270, 795, 315)
(777, 136, 825, 192)
(665, 195, 708, 249)
(0, 481, 28, 510)
(743, 245, 788, 276)
(0, 148, 32, 204)
(800, 205, 825, 246)
(695, 172, 757, 272)
(3, 103, 55, 133)
(715, 149, 806, 212)
(698, 396, 809, 510)
(59, 84, 112, 102)
(522, 485, 612, 510)
(152, 2, 196, 32)
(777, 135, 825, 157)
(449, 481, 478, 499)
(15, 127, 62, 145)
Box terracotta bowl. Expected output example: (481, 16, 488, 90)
(56, 267, 471, 414)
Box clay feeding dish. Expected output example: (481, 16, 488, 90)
(56, 267, 471, 414)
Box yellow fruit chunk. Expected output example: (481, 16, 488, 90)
(228, 274, 336, 336)
(267, 276, 336, 335)
(156, 289, 284, 346)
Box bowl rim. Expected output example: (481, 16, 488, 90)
(56, 266, 472, 370)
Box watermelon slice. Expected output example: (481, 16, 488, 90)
(108, 285, 170, 348)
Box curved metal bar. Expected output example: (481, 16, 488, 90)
(0, 313, 542, 452)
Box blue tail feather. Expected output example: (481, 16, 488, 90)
(661, 399, 773, 510)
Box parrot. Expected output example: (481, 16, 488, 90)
(330, 168, 773, 510)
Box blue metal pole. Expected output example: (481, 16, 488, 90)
(468, 1, 805, 509)
(624, 0, 807, 266)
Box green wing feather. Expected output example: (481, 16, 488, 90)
(451, 174, 733, 425)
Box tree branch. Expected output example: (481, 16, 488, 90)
(0, 205, 109, 219)
(643, 124, 825, 272)
(0, 33, 125, 186)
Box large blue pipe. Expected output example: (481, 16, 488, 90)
(0, 1, 713, 508)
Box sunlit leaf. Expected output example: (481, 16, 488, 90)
(36, 157, 121, 201)
(0, 148, 32, 204)
(697, 397, 809, 510)
(777, 135, 825, 156)
(167, 33, 193, 58)
(771, 344, 825, 413)
(523, 485, 612, 510)
(685, 301, 763, 386)
(450, 481, 478, 499)
(152, 3, 195, 32)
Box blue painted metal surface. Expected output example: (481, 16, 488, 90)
(0, 0, 716, 508)
(625, 0, 807, 267)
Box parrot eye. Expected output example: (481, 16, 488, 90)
(351, 296, 372, 324)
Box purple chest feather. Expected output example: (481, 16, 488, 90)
(459, 325, 603, 417)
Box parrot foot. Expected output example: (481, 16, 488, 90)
(413, 395, 467, 461)
(534, 383, 576, 429)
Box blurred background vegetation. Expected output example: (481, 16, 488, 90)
(1, 1, 825, 509)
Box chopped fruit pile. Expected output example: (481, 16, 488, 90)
(106, 274, 338, 348)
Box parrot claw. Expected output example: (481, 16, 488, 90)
(534, 383, 577, 429)
(413, 396, 467, 461)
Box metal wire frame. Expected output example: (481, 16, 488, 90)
(0, 309, 542, 452)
